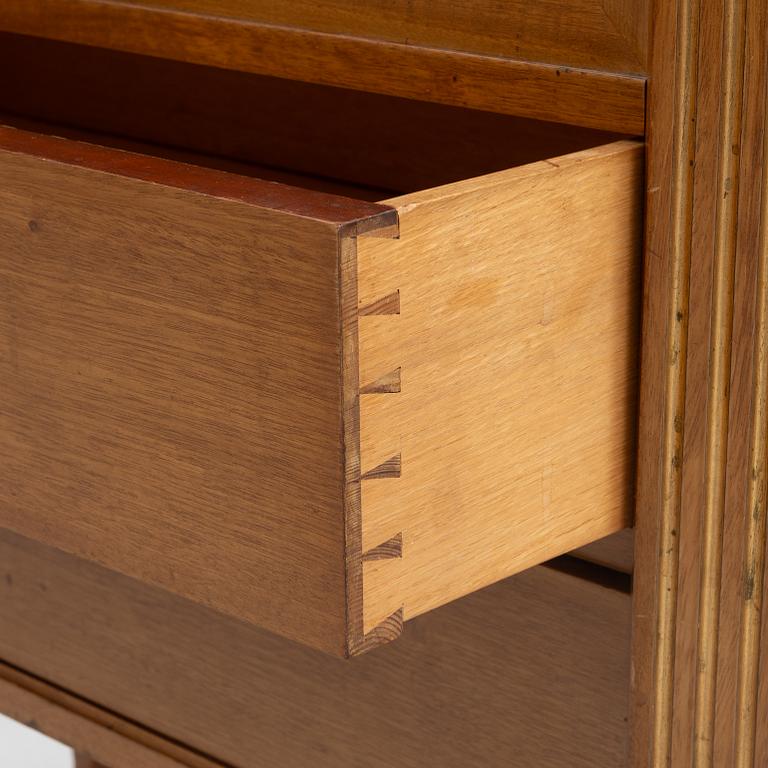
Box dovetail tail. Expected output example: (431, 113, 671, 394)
(361, 453, 401, 480)
(362, 533, 403, 562)
(351, 608, 404, 655)
(360, 367, 401, 394)
(359, 291, 400, 316)
(365, 608, 403, 643)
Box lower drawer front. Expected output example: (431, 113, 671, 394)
(0, 529, 631, 768)
(0, 125, 642, 655)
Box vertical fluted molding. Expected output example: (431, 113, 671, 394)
(636, 0, 767, 764)
(693, 0, 748, 763)
(733, 44, 768, 766)
(648, 1, 701, 763)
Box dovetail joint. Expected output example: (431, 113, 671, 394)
(362, 532, 403, 561)
(361, 453, 401, 481)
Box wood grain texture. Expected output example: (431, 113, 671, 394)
(0, 125, 395, 656)
(629, 0, 684, 760)
(0, 2, 646, 133)
(631, 0, 768, 764)
(0, 126, 395, 226)
(734, 12, 768, 758)
(756, 549, 768, 766)
(0, 529, 632, 768)
(52, 0, 649, 74)
(0, 112, 390, 204)
(357, 141, 643, 630)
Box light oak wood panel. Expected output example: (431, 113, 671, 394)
(0, 3, 646, 134)
(0, 530, 632, 768)
(357, 141, 642, 630)
(114, 0, 650, 73)
(0, 125, 396, 657)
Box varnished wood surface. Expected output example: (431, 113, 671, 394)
(631, 0, 768, 764)
(106, 0, 649, 73)
(0, 530, 632, 768)
(75, 757, 109, 768)
(0, 3, 646, 133)
(75, 756, 104, 768)
(0, 125, 394, 656)
(0, 112, 393, 203)
(630, 0, 683, 760)
(357, 141, 642, 630)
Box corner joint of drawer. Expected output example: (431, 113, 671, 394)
(360, 367, 401, 394)
(349, 607, 404, 657)
(362, 532, 403, 562)
(343, 209, 400, 240)
(361, 453, 401, 481)
(359, 290, 400, 316)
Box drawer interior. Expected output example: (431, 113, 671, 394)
(0, 32, 627, 199)
(0, 32, 642, 655)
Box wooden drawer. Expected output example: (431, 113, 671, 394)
(0, 124, 642, 656)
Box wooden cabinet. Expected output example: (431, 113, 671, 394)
(0, 0, 766, 766)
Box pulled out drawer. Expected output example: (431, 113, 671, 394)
(0, 124, 642, 655)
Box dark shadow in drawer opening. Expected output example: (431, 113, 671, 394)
(0, 31, 633, 201)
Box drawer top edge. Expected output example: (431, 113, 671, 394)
(0, 123, 398, 230)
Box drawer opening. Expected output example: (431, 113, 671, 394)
(0, 32, 633, 201)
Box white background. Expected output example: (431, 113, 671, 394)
(0, 714, 74, 768)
